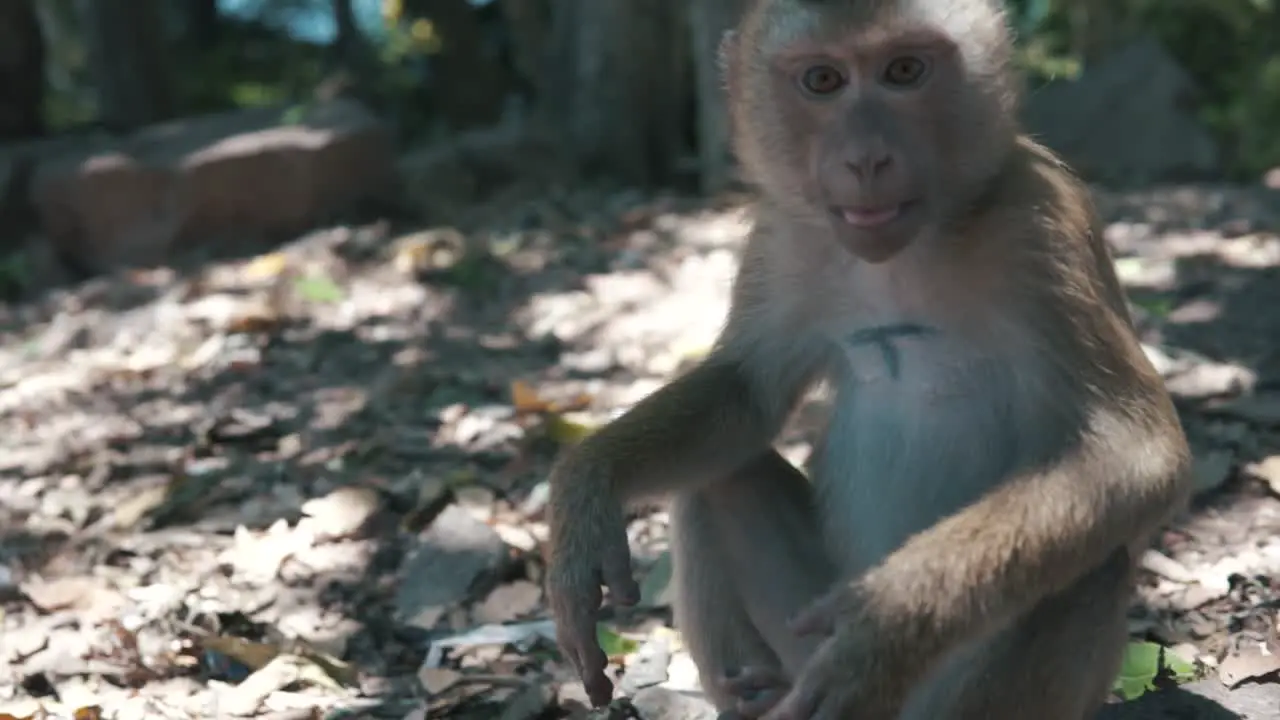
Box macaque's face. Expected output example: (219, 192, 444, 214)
(730, 0, 1018, 263)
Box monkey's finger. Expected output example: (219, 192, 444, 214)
(736, 686, 789, 718)
(811, 692, 861, 720)
(786, 597, 838, 637)
(764, 689, 823, 720)
(564, 611, 607, 677)
(758, 669, 824, 720)
(582, 664, 615, 707)
(758, 694, 801, 720)
(563, 618, 612, 706)
(720, 667, 789, 718)
(550, 581, 608, 683)
(720, 666, 788, 696)
(601, 543, 640, 606)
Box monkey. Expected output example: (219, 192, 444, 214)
(544, 0, 1193, 718)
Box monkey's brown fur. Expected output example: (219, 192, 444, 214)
(545, 1, 1192, 718)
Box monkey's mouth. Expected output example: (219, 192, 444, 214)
(832, 200, 919, 229)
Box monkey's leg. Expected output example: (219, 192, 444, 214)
(904, 546, 1135, 720)
(669, 450, 836, 713)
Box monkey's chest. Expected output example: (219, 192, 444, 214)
(829, 339, 1017, 453)
(818, 328, 1028, 565)
(833, 322, 1004, 396)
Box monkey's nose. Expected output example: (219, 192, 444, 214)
(845, 151, 893, 181)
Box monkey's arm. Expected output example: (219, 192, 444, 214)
(555, 353, 816, 507)
(552, 230, 824, 506)
(546, 352, 815, 708)
(546, 230, 826, 706)
(859, 406, 1189, 655)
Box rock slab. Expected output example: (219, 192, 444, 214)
(24, 98, 394, 272)
(1024, 36, 1221, 185)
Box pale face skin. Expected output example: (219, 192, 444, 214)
(729, 0, 1019, 264)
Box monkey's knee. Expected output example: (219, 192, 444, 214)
(702, 451, 835, 670)
(669, 452, 834, 689)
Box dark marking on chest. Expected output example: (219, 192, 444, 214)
(845, 323, 940, 379)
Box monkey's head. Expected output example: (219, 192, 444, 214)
(724, 0, 1020, 263)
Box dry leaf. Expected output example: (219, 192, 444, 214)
(20, 576, 124, 618)
(419, 667, 462, 695)
(393, 237, 432, 274)
(226, 309, 284, 335)
(545, 414, 595, 445)
(224, 518, 315, 582)
(243, 252, 289, 280)
(1218, 644, 1280, 687)
(455, 485, 495, 523)
(216, 653, 303, 716)
(111, 484, 169, 529)
(300, 486, 381, 541)
(510, 380, 549, 413)
(1140, 550, 1196, 583)
(1244, 455, 1280, 495)
(297, 645, 359, 687)
(492, 522, 540, 552)
(510, 381, 593, 415)
(199, 634, 282, 671)
(474, 581, 542, 624)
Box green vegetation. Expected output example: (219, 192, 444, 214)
(25, 0, 1280, 176)
(1008, 0, 1280, 177)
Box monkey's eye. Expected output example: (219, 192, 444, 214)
(882, 56, 929, 87)
(799, 65, 846, 96)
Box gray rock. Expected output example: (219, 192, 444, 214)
(1024, 35, 1221, 185)
(394, 503, 508, 630)
(619, 635, 672, 695)
(25, 98, 394, 273)
(630, 687, 720, 720)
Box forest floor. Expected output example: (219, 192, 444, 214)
(2, 179, 1280, 720)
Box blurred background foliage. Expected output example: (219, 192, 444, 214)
(4, 0, 1279, 178)
(1008, 0, 1280, 176)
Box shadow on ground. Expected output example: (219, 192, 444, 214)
(1, 181, 1279, 718)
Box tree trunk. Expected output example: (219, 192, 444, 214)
(0, 0, 46, 140)
(79, 0, 173, 132)
(184, 0, 219, 49)
(689, 0, 746, 192)
(333, 0, 359, 62)
(404, 0, 512, 132)
(1071, 0, 1122, 67)
(497, 0, 550, 111)
(544, 0, 692, 186)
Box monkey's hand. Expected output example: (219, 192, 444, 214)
(545, 458, 641, 708)
(760, 582, 914, 720)
(720, 667, 792, 718)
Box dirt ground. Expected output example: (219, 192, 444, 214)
(1, 180, 1279, 719)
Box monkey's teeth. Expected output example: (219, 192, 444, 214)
(842, 206, 900, 227)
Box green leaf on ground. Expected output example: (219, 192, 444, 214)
(1113, 641, 1200, 700)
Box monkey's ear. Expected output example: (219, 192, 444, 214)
(718, 29, 739, 95)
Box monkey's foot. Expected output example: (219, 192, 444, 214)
(720, 666, 791, 718)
